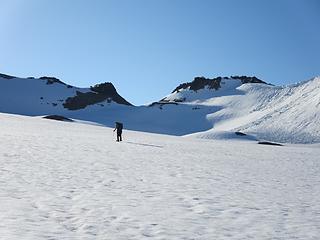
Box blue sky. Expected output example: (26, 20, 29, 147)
(0, 0, 319, 105)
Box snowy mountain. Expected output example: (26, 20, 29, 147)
(1, 112, 320, 239)
(0, 73, 131, 116)
(1, 73, 320, 143)
(162, 76, 320, 144)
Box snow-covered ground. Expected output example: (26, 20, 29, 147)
(1, 112, 320, 239)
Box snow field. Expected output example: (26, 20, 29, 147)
(0, 113, 320, 239)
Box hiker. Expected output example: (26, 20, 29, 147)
(113, 122, 123, 142)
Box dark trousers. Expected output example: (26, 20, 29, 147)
(117, 131, 122, 141)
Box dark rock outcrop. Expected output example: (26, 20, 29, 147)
(258, 141, 283, 146)
(0, 73, 16, 79)
(230, 76, 266, 84)
(43, 115, 74, 122)
(39, 76, 66, 85)
(63, 82, 132, 110)
(172, 76, 266, 93)
(172, 76, 222, 93)
(149, 101, 179, 109)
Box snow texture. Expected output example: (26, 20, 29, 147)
(0, 113, 320, 239)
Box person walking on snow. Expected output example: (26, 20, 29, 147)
(113, 122, 123, 142)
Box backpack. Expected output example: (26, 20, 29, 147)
(116, 122, 123, 131)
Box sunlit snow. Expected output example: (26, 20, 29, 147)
(1, 113, 319, 239)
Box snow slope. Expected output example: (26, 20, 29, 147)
(184, 77, 320, 143)
(162, 77, 320, 143)
(0, 112, 320, 239)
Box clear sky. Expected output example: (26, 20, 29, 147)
(0, 0, 319, 105)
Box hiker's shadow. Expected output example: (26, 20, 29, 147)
(125, 141, 164, 148)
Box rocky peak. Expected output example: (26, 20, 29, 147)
(172, 76, 266, 93)
(63, 82, 132, 110)
(90, 82, 117, 94)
